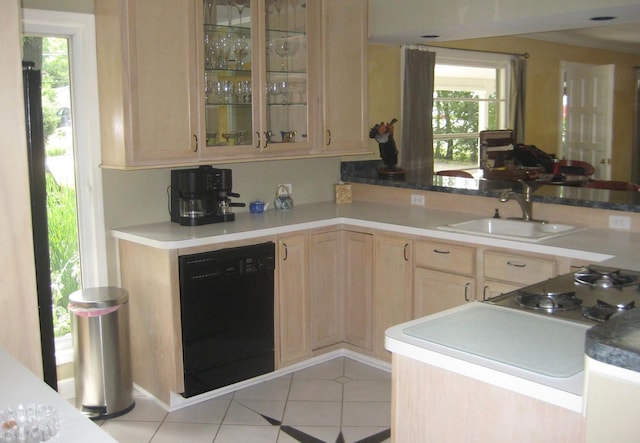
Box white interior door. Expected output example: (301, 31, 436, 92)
(561, 61, 614, 179)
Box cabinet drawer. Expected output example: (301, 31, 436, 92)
(415, 240, 474, 276)
(484, 251, 556, 285)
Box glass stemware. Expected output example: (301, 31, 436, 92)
(273, 0, 285, 30)
(225, 0, 233, 26)
(289, 0, 299, 30)
(233, 0, 247, 25)
(233, 35, 250, 70)
(204, 0, 215, 25)
(274, 37, 300, 71)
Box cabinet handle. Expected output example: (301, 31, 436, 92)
(507, 261, 526, 268)
(192, 134, 198, 152)
(326, 130, 332, 146)
(433, 249, 450, 254)
(255, 132, 261, 149)
(464, 282, 471, 301)
(264, 131, 271, 149)
(282, 243, 288, 261)
(403, 243, 409, 261)
(483, 285, 489, 301)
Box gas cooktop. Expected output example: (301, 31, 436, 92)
(485, 265, 640, 325)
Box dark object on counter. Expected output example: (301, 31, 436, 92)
(513, 143, 554, 172)
(179, 242, 275, 397)
(170, 166, 245, 226)
(369, 118, 406, 180)
(493, 208, 501, 219)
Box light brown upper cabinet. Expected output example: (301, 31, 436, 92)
(96, 0, 369, 169)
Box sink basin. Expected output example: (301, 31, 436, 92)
(437, 218, 584, 242)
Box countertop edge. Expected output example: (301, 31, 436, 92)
(585, 309, 640, 371)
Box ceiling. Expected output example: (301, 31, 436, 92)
(520, 23, 640, 54)
(368, 1, 640, 55)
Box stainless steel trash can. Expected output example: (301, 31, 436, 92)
(69, 287, 135, 419)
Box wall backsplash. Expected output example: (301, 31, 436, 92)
(101, 157, 343, 283)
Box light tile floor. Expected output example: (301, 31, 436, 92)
(95, 357, 391, 443)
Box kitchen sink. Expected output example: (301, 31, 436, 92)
(437, 218, 584, 242)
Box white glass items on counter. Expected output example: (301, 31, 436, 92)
(0, 404, 60, 442)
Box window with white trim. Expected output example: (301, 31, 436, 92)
(432, 50, 510, 173)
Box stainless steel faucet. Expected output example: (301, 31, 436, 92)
(498, 179, 533, 221)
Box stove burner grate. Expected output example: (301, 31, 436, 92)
(574, 266, 637, 288)
(582, 299, 636, 322)
(516, 290, 582, 312)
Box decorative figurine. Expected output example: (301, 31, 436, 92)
(369, 118, 406, 179)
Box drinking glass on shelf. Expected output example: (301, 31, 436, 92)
(233, 0, 247, 25)
(274, 37, 300, 71)
(235, 80, 252, 104)
(232, 35, 250, 70)
(289, 0, 299, 30)
(278, 80, 289, 104)
(266, 81, 279, 104)
(273, 0, 285, 30)
(204, 0, 215, 24)
(204, 72, 215, 103)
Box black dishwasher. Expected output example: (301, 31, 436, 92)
(178, 242, 275, 397)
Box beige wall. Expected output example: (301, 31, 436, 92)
(101, 158, 343, 284)
(1, 0, 44, 374)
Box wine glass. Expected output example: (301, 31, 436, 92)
(273, 0, 285, 30)
(233, 0, 247, 25)
(225, 0, 233, 26)
(289, 0, 299, 30)
(274, 37, 300, 71)
(266, 81, 279, 104)
(232, 35, 250, 70)
(278, 80, 289, 104)
(204, 0, 215, 25)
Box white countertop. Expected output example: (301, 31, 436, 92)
(385, 303, 587, 412)
(112, 201, 638, 270)
(0, 347, 117, 442)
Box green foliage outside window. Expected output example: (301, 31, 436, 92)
(46, 173, 80, 337)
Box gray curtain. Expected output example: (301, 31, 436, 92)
(402, 48, 435, 176)
(509, 57, 527, 144)
(633, 67, 640, 184)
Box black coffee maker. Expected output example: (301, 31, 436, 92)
(170, 166, 245, 226)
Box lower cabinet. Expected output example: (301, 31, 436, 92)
(414, 268, 474, 317)
(482, 250, 559, 300)
(413, 240, 475, 317)
(343, 231, 374, 351)
(278, 234, 312, 366)
(309, 231, 344, 350)
(309, 230, 374, 352)
(373, 234, 413, 360)
(280, 230, 374, 366)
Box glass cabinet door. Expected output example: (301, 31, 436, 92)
(203, 0, 254, 148)
(264, 0, 308, 149)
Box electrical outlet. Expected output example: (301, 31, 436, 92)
(278, 183, 292, 195)
(609, 215, 631, 230)
(410, 194, 425, 206)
